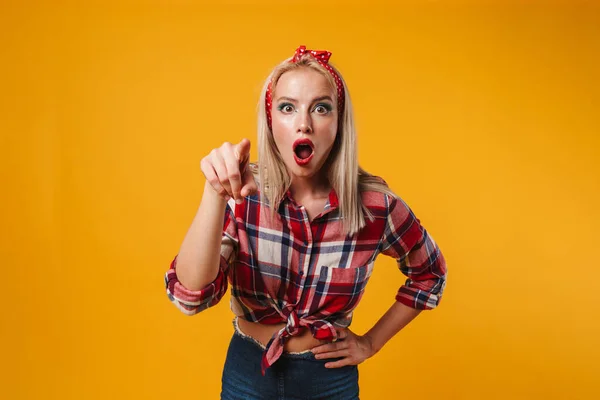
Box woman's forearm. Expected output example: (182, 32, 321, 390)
(175, 181, 228, 291)
(363, 301, 422, 354)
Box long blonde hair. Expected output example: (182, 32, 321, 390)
(251, 52, 398, 237)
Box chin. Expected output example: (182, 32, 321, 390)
(285, 160, 319, 177)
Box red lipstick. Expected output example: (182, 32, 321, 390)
(292, 138, 315, 166)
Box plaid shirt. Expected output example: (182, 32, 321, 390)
(165, 183, 447, 375)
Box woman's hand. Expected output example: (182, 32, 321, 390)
(310, 328, 376, 368)
(200, 138, 257, 203)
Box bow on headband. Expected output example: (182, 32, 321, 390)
(265, 45, 345, 130)
(292, 45, 332, 64)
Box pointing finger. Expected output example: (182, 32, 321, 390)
(234, 138, 251, 163)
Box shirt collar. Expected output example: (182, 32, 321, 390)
(281, 186, 339, 214)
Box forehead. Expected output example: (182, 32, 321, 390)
(274, 68, 335, 99)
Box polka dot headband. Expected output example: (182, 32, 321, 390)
(265, 45, 345, 130)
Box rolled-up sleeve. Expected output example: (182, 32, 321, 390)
(379, 195, 447, 310)
(164, 199, 239, 315)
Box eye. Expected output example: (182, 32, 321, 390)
(277, 103, 295, 113)
(314, 103, 332, 115)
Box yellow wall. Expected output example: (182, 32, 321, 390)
(2, 1, 599, 399)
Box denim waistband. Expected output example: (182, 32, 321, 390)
(232, 317, 315, 359)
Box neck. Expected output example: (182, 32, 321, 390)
(288, 174, 331, 200)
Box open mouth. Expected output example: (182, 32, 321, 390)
(293, 139, 315, 165)
(294, 144, 313, 160)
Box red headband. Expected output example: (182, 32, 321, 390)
(265, 45, 345, 130)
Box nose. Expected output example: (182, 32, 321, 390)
(297, 109, 313, 134)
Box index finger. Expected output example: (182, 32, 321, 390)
(234, 138, 251, 163)
(224, 153, 243, 202)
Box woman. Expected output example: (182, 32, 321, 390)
(165, 45, 447, 399)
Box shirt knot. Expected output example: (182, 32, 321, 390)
(284, 310, 301, 336)
(260, 310, 338, 376)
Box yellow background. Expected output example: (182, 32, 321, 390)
(1, 1, 599, 399)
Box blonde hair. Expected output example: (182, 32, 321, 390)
(251, 52, 399, 236)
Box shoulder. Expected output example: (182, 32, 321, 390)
(358, 174, 395, 209)
(360, 189, 389, 209)
(359, 176, 415, 223)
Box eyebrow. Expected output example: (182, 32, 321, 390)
(275, 95, 334, 103)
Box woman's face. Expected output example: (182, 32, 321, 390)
(271, 67, 339, 182)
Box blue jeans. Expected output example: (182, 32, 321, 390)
(221, 319, 359, 399)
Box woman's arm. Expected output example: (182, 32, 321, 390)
(363, 301, 422, 354)
(311, 193, 447, 366)
(311, 302, 422, 367)
(172, 139, 256, 291)
(164, 139, 255, 314)
(164, 182, 239, 315)
(174, 181, 229, 291)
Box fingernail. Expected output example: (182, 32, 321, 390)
(235, 198, 243, 204)
(225, 195, 230, 201)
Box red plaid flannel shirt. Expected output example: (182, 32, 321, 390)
(165, 183, 447, 375)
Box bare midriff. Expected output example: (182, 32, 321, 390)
(237, 317, 330, 353)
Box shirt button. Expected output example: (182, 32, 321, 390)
(299, 271, 304, 276)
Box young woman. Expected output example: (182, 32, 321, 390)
(165, 45, 447, 399)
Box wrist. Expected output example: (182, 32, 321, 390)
(204, 181, 228, 202)
(362, 333, 379, 357)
